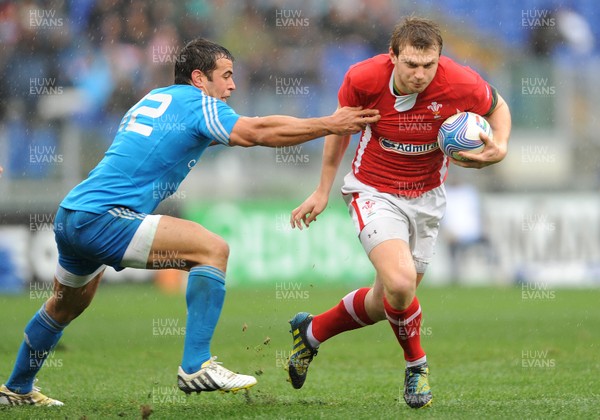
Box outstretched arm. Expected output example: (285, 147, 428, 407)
(228, 106, 379, 147)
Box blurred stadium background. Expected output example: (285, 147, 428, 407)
(1, 0, 599, 291)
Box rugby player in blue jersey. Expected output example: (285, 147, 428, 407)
(0, 38, 379, 406)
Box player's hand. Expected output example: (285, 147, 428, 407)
(329, 106, 380, 136)
(290, 190, 329, 230)
(451, 130, 507, 169)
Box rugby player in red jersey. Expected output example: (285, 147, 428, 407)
(286, 16, 511, 409)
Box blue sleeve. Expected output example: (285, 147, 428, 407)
(198, 95, 240, 145)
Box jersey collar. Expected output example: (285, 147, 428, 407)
(389, 71, 418, 112)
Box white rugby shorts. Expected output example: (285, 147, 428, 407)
(341, 172, 446, 273)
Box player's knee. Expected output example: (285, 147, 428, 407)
(194, 235, 229, 269)
(210, 237, 230, 264)
(383, 276, 416, 309)
(385, 279, 414, 299)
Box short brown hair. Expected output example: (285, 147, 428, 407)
(174, 38, 234, 84)
(389, 17, 443, 56)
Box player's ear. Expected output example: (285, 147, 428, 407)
(190, 69, 207, 89)
(389, 48, 398, 64)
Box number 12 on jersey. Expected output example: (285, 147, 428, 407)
(119, 93, 172, 137)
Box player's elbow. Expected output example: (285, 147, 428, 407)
(229, 117, 270, 147)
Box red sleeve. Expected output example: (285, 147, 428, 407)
(467, 70, 495, 116)
(336, 55, 390, 109)
(444, 59, 496, 116)
(337, 72, 362, 107)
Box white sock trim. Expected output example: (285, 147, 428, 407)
(306, 321, 320, 348)
(385, 305, 422, 326)
(406, 355, 427, 368)
(342, 289, 368, 327)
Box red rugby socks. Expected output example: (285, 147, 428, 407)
(383, 296, 426, 366)
(309, 287, 375, 346)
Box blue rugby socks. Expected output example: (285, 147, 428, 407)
(181, 266, 226, 374)
(5, 304, 68, 394)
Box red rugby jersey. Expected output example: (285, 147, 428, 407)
(338, 54, 494, 196)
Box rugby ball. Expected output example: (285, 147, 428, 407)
(437, 112, 492, 161)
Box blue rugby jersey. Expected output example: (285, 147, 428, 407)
(61, 84, 240, 214)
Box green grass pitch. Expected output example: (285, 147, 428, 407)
(0, 282, 598, 419)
